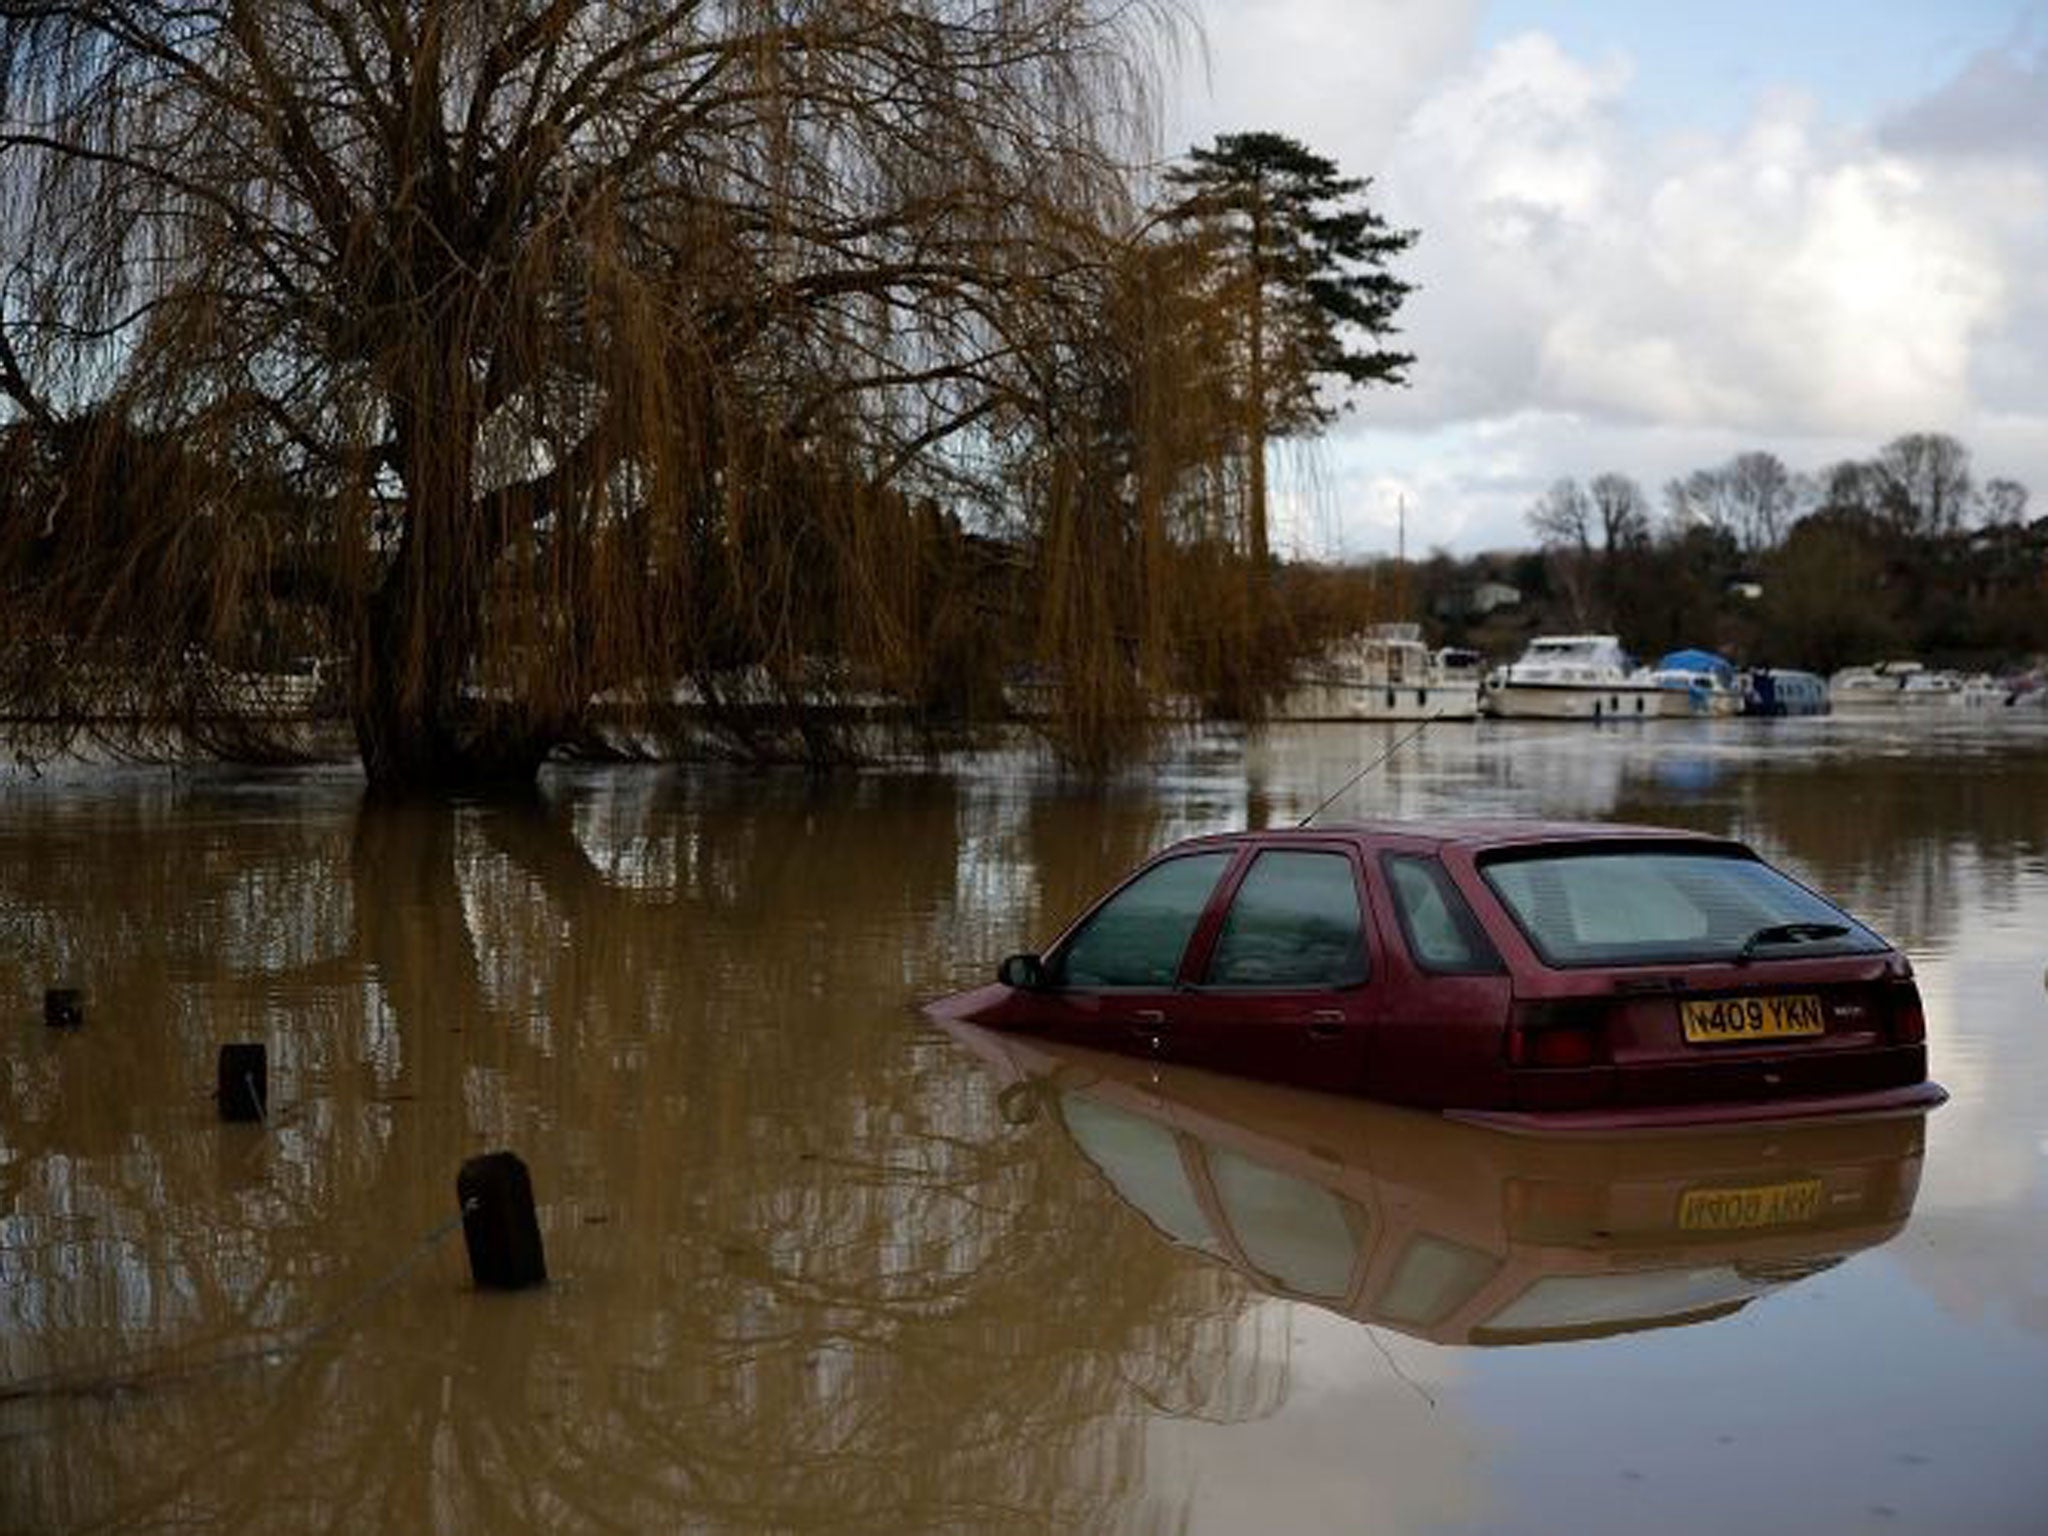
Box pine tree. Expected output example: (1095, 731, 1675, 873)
(1163, 132, 1417, 565)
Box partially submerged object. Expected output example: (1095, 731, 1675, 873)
(925, 820, 1945, 1131)
(942, 1020, 1929, 1345)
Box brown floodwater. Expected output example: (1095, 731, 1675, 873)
(4, 718, 2047, 1534)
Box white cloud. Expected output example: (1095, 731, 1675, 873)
(1641, 117, 2006, 431)
(1383, 39, 2014, 433)
(1166, 0, 1484, 166)
(1259, 24, 2048, 557)
(1880, 36, 2048, 161)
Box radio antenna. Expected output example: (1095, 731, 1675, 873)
(1297, 714, 1437, 829)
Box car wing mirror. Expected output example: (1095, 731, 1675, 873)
(998, 952, 1047, 990)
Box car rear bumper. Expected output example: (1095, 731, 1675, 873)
(1446, 1078, 1948, 1136)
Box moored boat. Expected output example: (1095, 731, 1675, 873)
(1742, 667, 1831, 716)
(1276, 622, 1481, 721)
(1482, 635, 1684, 720)
(1828, 661, 2011, 714)
(1649, 649, 1744, 717)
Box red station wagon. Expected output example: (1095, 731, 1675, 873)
(924, 821, 1947, 1131)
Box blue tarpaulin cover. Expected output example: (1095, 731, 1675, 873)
(1656, 649, 1736, 683)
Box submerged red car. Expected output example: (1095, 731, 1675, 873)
(924, 821, 1947, 1131)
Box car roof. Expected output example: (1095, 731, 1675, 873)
(1166, 819, 1738, 854)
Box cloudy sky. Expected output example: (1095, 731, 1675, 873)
(1164, 0, 2048, 557)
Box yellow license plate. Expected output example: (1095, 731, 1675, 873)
(1681, 993, 1825, 1044)
(1678, 1177, 1825, 1232)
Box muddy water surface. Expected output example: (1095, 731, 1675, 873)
(4, 719, 2047, 1534)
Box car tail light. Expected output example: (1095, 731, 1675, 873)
(1885, 977, 1926, 1044)
(1508, 1000, 1610, 1068)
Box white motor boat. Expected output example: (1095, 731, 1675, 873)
(1957, 674, 2019, 709)
(1481, 635, 1684, 720)
(1276, 623, 1482, 722)
(1828, 662, 2008, 714)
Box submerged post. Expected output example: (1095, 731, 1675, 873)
(45, 988, 83, 1027)
(457, 1151, 547, 1290)
(216, 1043, 268, 1122)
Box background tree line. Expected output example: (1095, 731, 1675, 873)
(1399, 431, 2044, 674)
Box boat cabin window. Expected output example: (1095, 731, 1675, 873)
(1057, 851, 1233, 988)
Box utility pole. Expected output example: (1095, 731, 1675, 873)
(1395, 494, 1410, 617)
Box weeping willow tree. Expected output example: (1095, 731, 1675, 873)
(1004, 217, 1247, 769)
(0, 0, 1238, 787)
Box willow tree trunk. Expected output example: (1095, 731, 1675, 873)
(353, 559, 501, 791)
(350, 360, 540, 793)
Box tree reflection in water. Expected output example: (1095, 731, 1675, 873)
(10, 727, 2034, 1531)
(0, 769, 1280, 1535)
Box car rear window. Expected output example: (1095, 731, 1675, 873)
(1478, 846, 1886, 967)
(1480, 1267, 1780, 1338)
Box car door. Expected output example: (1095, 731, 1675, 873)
(1169, 845, 1379, 1091)
(1033, 849, 1239, 1062)
(1364, 850, 1516, 1105)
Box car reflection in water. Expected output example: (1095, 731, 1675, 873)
(941, 1021, 1927, 1347)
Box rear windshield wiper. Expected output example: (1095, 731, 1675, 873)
(1735, 921, 1850, 964)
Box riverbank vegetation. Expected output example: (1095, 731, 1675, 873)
(1401, 432, 2045, 676)
(0, 4, 1414, 788)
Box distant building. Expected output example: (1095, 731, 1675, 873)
(1431, 578, 1521, 623)
(1470, 580, 1522, 615)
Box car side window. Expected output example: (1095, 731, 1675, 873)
(1204, 850, 1367, 988)
(1205, 1143, 1361, 1299)
(1384, 854, 1505, 975)
(1058, 1095, 1224, 1255)
(1058, 851, 1233, 988)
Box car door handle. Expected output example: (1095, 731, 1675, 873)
(1126, 1009, 1169, 1051)
(1305, 1009, 1346, 1040)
